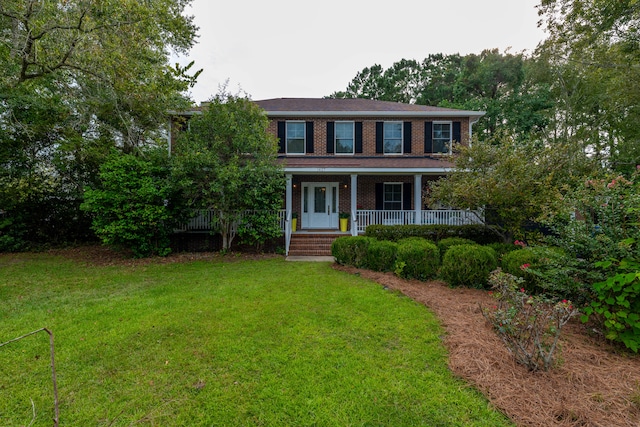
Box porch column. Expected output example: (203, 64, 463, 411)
(285, 174, 293, 221)
(414, 174, 422, 225)
(285, 174, 292, 255)
(350, 174, 358, 236)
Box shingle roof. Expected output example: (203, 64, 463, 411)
(254, 98, 484, 118)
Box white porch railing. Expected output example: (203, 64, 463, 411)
(176, 209, 287, 233)
(177, 209, 483, 235)
(421, 209, 484, 226)
(355, 209, 484, 233)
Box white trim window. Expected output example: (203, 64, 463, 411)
(433, 122, 452, 154)
(384, 122, 403, 154)
(335, 121, 354, 155)
(286, 121, 305, 154)
(383, 183, 403, 210)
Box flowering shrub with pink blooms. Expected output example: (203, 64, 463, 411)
(481, 268, 578, 371)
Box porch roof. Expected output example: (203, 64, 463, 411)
(277, 156, 454, 175)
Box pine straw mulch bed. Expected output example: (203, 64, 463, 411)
(333, 264, 640, 427)
(34, 247, 640, 426)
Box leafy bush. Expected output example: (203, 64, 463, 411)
(482, 268, 578, 371)
(365, 224, 503, 244)
(487, 242, 522, 260)
(440, 244, 498, 288)
(437, 237, 477, 259)
(396, 239, 440, 280)
(502, 246, 594, 302)
(366, 240, 398, 272)
(501, 247, 541, 281)
(81, 151, 186, 258)
(331, 236, 372, 267)
(582, 252, 640, 353)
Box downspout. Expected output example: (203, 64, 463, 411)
(468, 114, 483, 147)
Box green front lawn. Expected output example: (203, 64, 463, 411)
(0, 253, 512, 426)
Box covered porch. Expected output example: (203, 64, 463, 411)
(282, 168, 484, 255)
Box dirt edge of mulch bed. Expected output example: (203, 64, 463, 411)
(332, 264, 640, 427)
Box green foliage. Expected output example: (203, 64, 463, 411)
(365, 240, 398, 272)
(330, 50, 553, 139)
(430, 133, 595, 242)
(173, 94, 285, 250)
(396, 239, 440, 280)
(437, 237, 477, 258)
(331, 236, 373, 268)
(365, 224, 502, 244)
(81, 151, 184, 258)
(501, 247, 542, 280)
(0, 0, 198, 249)
(440, 244, 498, 289)
(537, 0, 640, 174)
(501, 246, 592, 303)
(482, 268, 578, 371)
(582, 253, 640, 353)
(487, 242, 522, 260)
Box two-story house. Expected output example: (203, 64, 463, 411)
(175, 97, 485, 256)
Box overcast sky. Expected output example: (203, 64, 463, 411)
(173, 0, 547, 103)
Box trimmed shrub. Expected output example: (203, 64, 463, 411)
(365, 224, 503, 244)
(487, 242, 522, 261)
(440, 244, 498, 289)
(437, 237, 477, 258)
(396, 239, 440, 280)
(501, 247, 541, 281)
(366, 240, 398, 272)
(502, 246, 593, 302)
(331, 236, 372, 267)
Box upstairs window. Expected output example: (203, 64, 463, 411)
(286, 121, 305, 154)
(383, 122, 403, 154)
(433, 122, 452, 154)
(335, 122, 354, 154)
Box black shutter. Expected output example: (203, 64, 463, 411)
(424, 121, 433, 154)
(306, 121, 314, 153)
(326, 122, 334, 154)
(355, 122, 363, 153)
(452, 121, 461, 144)
(403, 183, 412, 210)
(277, 121, 286, 153)
(403, 122, 412, 154)
(375, 122, 384, 153)
(375, 183, 384, 210)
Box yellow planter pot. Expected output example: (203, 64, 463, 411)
(291, 218, 297, 232)
(339, 218, 348, 232)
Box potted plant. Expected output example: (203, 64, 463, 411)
(291, 212, 298, 232)
(339, 212, 349, 232)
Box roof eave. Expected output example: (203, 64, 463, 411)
(282, 166, 454, 174)
(264, 110, 486, 118)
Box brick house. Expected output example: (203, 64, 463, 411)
(175, 97, 485, 255)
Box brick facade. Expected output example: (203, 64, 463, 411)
(266, 116, 471, 156)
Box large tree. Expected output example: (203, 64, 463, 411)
(536, 0, 640, 175)
(330, 50, 553, 140)
(172, 95, 285, 251)
(429, 132, 596, 241)
(0, 0, 199, 249)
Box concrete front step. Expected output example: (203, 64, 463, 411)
(288, 233, 343, 256)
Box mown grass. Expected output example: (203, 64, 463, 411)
(0, 253, 512, 426)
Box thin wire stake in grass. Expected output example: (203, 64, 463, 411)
(0, 328, 60, 427)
